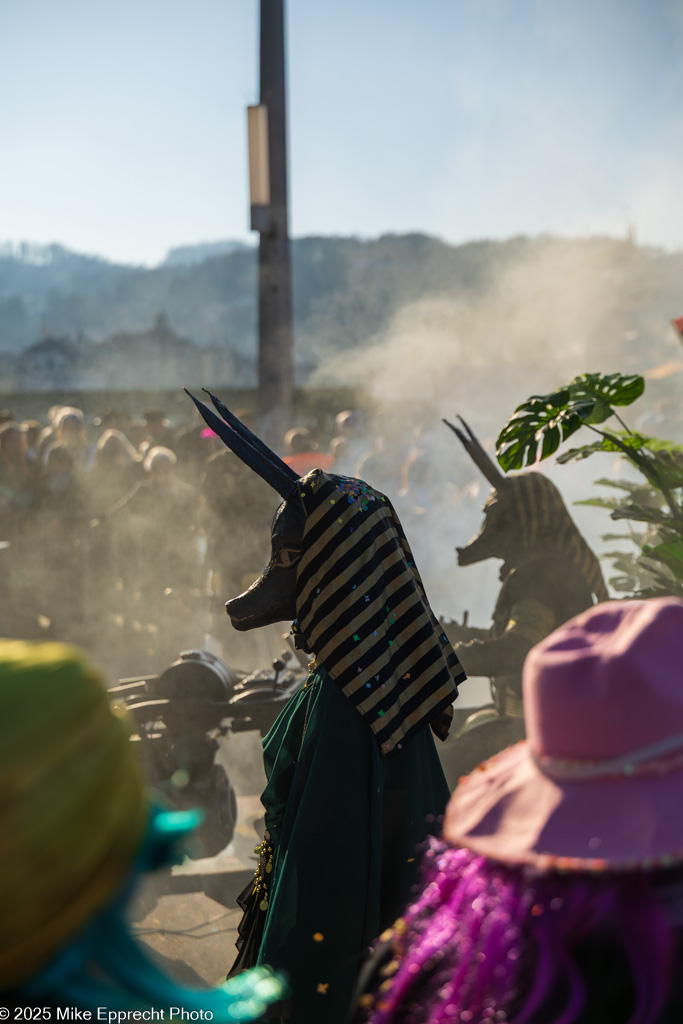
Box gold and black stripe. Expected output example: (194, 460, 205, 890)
(510, 472, 608, 603)
(295, 470, 465, 757)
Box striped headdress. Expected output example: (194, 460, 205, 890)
(295, 470, 465, 757)
(508, 471, 609, 603)
(444, 416, 607, 604)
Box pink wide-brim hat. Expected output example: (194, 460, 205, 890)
(444, 598, 683, 871)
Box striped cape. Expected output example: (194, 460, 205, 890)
(294, 470, 465, 757)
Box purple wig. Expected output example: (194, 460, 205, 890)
(358, 840, 675, 1024)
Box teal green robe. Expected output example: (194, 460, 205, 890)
(256, 665, 451, 1024)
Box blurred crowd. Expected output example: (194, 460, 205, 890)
(0, 402, 442, 680)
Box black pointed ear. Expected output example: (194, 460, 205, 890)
(443, 416, 507, 489)
(185, 389, 298, 499)
(202, 388, 298, 484)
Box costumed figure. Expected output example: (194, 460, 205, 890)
(185, 390, 466, 1024)
(356, 597, 683, 1024)
(0, 637, 284, 1017)
(440, 417, 607, 781)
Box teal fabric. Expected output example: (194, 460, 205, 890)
(257, 665, 451, 1024)
(7, 807, 285, 1020)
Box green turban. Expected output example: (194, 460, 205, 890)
(0, 640, 147, 986)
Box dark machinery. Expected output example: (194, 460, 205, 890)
(110, 646, 307, 859)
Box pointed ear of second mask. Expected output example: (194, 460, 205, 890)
(443, 416, 507, 489)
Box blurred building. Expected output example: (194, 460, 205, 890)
(17, 336, 98, 390)
(15, 314, 237, 391)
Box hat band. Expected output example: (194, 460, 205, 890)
(531, 729, 683, 782)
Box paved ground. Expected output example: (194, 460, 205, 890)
(132, 893, 242, 987)
(130, 793, 263, 986)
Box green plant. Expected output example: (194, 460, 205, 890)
(495, 373, 683, 598)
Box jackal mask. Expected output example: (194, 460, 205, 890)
(186, 390, 465, 756)
(445, 416, 608, 603)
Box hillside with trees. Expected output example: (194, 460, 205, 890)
(1, 234, 682, 387)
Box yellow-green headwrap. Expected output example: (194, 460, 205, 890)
(0, 639, 147, 987)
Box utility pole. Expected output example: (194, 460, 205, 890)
(249, 0, 293, 448)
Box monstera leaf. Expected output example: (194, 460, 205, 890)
(496, 373, 645, 471)
(574, 497, 629, 512)
(493, 369, 683, 599)
(606, 550, 683, 598)
(590, 478, 657, 494)
(609, 503, 683, 533)
(556, 434, 647, 465)
(642, 539, 683, 579)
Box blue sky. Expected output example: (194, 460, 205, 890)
(2, 0, 683, 265)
